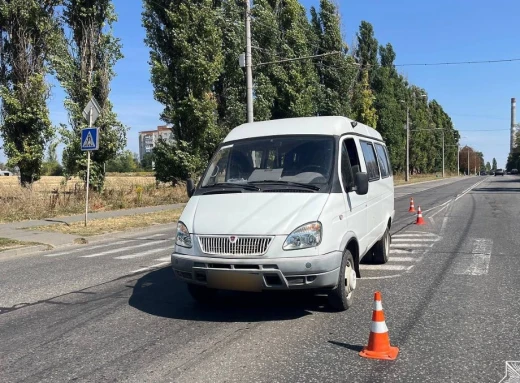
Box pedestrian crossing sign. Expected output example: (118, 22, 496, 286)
(81, 128, 99, 151)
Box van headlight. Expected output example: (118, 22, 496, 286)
(283, 222, 322, 250)
(176, 221, 192, 248)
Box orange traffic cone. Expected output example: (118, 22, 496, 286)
(415, 206, 425, 225)
(359, 291, 399, 361)
(408, 198, 416, 213)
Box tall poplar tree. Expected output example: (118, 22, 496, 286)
(52, 0, 126, 190)
(143, 0, 223, 182)
(0, 0, 60, 186)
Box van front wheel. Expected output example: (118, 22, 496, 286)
(328, 250, 356, 311)
(372, 227, 390, 264)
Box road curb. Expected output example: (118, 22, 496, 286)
(0, 244, 51, 259)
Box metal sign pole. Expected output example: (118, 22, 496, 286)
(85, 106, 92, 227)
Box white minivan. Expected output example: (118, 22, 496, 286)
(171, 116, 394, 310)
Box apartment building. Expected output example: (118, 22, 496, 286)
(138, 125, 173, 161)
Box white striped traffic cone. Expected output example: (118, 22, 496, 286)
(359, 291, 399, 360)
(409, 197, 416, 213)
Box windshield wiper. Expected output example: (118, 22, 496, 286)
(203, 182, 260, 191)
(248, 180, 321, 191)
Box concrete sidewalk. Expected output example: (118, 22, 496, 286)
(0, 204, 185, 254)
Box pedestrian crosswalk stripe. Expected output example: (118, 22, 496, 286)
(130, 261, 170, 274)
(360, 264, 412, 271)
(390, 249, 416, 254)
(392, 238, 435, 242)
(388, 257, 417, 262)
(43, 233, 167, 258)
(155, 256, 171, 262)
(114, 246, 171, 260)
(392, 233, 436, 238)
(44, 240, 131, 257)
(80, 238, 169, 258)
(390, 243, 432, 248)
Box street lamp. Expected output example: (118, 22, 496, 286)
(400, 93, 427, 182)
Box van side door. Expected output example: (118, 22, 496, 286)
(359, 140, 384, 248)
(339, 137, 369, 254)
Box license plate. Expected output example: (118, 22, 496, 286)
(205, 270, 263, 292)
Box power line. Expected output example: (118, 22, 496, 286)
(395, 58, 520, 67)
(255, 51, 342, 67)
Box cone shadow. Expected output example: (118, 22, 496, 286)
(328, 340, 364, 352)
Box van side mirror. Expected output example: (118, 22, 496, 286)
(354, 172, 369, 195)
(186, 178, 195, 198)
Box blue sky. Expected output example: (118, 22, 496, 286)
(2, 0, 518, 168)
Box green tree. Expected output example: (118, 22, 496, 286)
(310, 0, 353, 116)
(492, 158, 497, 170)
(105, 150, 139, 173)
(51, 0, 127, 191)
(485, 162, 491, 172)
(253, 0, 319, 120)
(152, 139, 202, 186)
(140, 152, 154, 171)
(352, 70, 377, 127)
(215, 0, 246, 133)
(0, 0, 60, 186)
(372, 43, 406, 172)
(143, 0, 223, 178)
(41, 140, 63, 176)
(354, 21, 379, 75)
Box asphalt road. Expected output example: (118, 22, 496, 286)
(1, 175, 519, 383)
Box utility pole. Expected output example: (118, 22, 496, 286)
(457, 145, 460, 176)
(406, 106, 410, 182)
(245, 0, 253, 123)
(467, 148, 470, 176)
(442, 130, 445, 178)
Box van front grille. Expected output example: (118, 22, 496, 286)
(197, 235, 273, 256)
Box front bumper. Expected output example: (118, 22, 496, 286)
(171, 251, 342, 292)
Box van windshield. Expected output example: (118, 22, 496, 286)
(201, 135, 334, 188)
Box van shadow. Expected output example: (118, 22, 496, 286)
(128, 267, 334, 322)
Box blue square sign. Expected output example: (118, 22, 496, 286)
(81, 128, 99, 151)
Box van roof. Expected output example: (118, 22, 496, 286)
(223, 116, 383, 143)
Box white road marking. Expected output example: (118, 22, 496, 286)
(454, 178, 487, 201)
(81, 238, 170, 258)
(392, 233, 437, 238)
(388, 257, 418, 262)
(360, 264, 412, 271)
(44, 233, 167, 258)
(453, 238, 492, 275)
(391, 238, 436, 242)
(361, 274, 403, 280)
(155, 256, 171, 262)
(389, 249, 416, 254)
(130, 261, 170, 274)
(114, 246, 171, 260)
(390, 243, 433, 248)
(44, 240, 131, 257)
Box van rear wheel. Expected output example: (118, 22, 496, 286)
(187, 284, 218, 304)
(372, 227, 390, 264)
(328, 250, 356, 311)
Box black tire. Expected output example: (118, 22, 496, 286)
(372, 227, 390, 264)
(328, 250, 356, 311)
(187, 284, 218, 304)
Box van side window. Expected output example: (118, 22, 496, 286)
(385, 146, 393, 176)
(341, 138, 361, 191)
(360, 141, 380, 181)
(374, 143, 390, 178)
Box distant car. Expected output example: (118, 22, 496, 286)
(495, 169, 505, 176)
(512, 169, 519, 174)
(480, 171, 487, 176)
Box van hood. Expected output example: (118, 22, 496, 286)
(185, 192, 330, 236)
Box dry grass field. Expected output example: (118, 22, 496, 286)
(0, 175, 188, 223)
